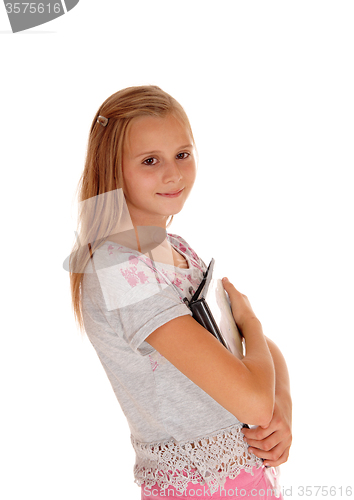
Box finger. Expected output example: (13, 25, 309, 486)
(221, 277, 238, 292)
(242, 425, 275, 441)
(247, 432, 292, 458)
(263, 447, 290, 468)
(248, 442, 285, 463)
(222, 279, 250, 303)
(245, 431, 279, 453)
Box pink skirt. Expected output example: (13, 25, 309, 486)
(140, 466, 283, 499)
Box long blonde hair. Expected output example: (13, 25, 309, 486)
(69, 85, 196, 335)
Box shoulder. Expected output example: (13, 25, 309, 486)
(84, 241, 171, 311)
(88, 239, 148, 270)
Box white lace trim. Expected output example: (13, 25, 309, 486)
(131, 423, 263, 494)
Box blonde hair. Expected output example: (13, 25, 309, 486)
(69, 85, 196, 335)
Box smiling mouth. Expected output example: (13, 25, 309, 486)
(157, 189, 184, 197)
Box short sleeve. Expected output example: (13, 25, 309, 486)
(115, 286, 193, 356)
(85, 243, 193, 356)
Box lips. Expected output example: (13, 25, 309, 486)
(157, 189, 184, 198)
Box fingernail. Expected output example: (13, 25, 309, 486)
(222, 277, 229, 283)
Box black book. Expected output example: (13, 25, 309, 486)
(184, 259, 244, 360)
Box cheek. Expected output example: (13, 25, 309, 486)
(126, 170, 157, 195)
(186, 163, 197, 185)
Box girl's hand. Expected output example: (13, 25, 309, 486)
(242, 396, 292, 467)
(242, 336, 292, 466)
(222, 277, 259, 331)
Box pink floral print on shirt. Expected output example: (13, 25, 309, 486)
(149, 355, 159, 372)
(106, 237, 205, 292)
(107, 243, 124, 255)
(149, 351, 168, 371)
(168, 233, 206, 274)
(120, 255, 151, 287)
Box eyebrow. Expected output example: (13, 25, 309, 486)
(135, 144, 194, 158)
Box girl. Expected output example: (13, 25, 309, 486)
(69, 85, 291, 499)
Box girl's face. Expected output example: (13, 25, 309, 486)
(122, 113, 196, 228)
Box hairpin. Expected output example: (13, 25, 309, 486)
(97, 115, 109, 127)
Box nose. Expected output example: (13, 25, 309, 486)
(162, 159, 183, 183)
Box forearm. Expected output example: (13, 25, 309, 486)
(265, 336, 292, 413)
(242, 337, 292, 466)
(241, 319, 276, 421)
(221, 279, 276, 425)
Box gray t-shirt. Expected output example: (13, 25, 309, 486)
(82, 233, 261, 493)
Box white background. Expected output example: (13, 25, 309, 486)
(1, 1, 353, 499)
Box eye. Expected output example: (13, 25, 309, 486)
(143, 157, 158, 166)
(176, 152, 190, 160)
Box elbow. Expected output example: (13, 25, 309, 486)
(240, 392, 275, 427)
(253, 405, 274, 427)
(251, 393, 275, 427)
(250, 370, 276, 427)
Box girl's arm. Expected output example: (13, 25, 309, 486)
(146, 278, 276, 427)
(243, 337, 292, 466)
(265, 337, 291, 400)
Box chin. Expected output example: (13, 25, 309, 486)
(157, 201, 185, 216)
(168, 207, 184, 217)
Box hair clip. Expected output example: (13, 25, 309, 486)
(97, 115, 109, 127)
